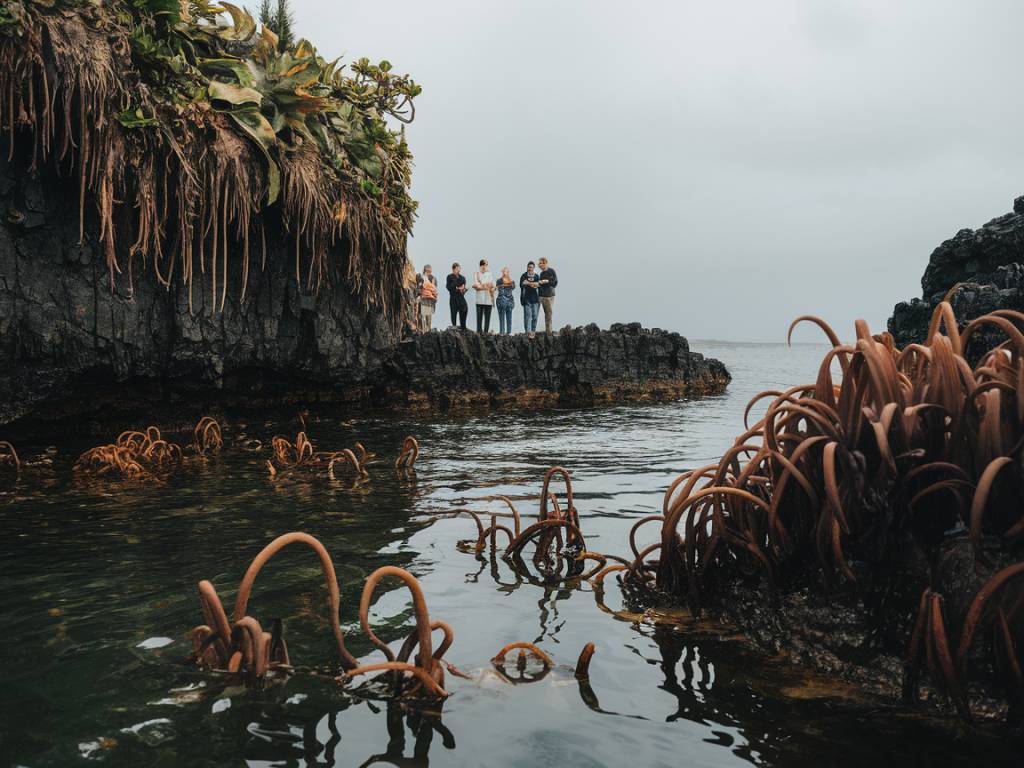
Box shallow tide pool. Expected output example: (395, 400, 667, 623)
(0, 341, 1014, 766)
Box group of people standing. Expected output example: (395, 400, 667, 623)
(415, 258, 558, 338)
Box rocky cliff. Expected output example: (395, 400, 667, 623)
(889, 195, 1024, 346)
(0, 158, 728, 437)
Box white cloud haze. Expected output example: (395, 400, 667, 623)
(297, 0, 1024, 341)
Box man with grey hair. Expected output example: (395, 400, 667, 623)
(537, 257, 558, 334)
(416, 264, 438, 332)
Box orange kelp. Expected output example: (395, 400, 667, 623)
(632, 303, 1024, 721)
(265, 431, 368, 480)
(191, 532, 454, 698)
(458, 467, 593, 581)
(74, 417, 222, 480)
(0, 440, 19, 474)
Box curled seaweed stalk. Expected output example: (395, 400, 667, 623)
(0, 440, 20, 474)
(904, 563, 1024, 720)
(339, 565, 452, 699)
(394, 436, 419, 470)
(266, 430, 369, 481)
(642, 304, 1024, 720)
(490, 641, 598, 694)
(191, 531, 359, 686)
(191, 533, 451, 699)
(491, 641, 554, 683)
(75, 425, 181, 480)
(459, 467, 591, 583)
(192, 417, 223, 455)
(74, 417, 220, 481)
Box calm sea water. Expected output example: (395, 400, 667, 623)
(0, 341, 1015, 767)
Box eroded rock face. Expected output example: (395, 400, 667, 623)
(0, 160, 728, 437)
(390, 323, 730, 409)
(889, 195, 1024, 346)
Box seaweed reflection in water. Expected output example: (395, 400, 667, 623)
(242, 698, 453, 767)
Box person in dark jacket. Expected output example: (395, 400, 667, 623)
(446, 262, 468, 329)
(519, 260, 541, 338)
(537, 257, 558, 334)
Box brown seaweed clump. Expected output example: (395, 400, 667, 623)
(191, 532, 453, 698)
(626, 303, 1024, 721)
(0, 440, 20, 474)
(74, 417, 222, 480)
(457, 467, 596, 583)
(265, 431, 368, 480)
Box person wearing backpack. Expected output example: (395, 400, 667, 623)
(416, 264, 438, 331)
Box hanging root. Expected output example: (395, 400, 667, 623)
(0, 4, 416, 318)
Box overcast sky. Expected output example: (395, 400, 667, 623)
(297, 0, 1024, 342)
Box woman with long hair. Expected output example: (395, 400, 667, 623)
(495, 267, 516, 335)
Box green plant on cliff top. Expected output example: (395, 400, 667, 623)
(0, 0, 419, 317)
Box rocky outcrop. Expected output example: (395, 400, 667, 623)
(390, 323, 730, 409)
(889, 195, 1024, 346)
(0, 158, 728, 438)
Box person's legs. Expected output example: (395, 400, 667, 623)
(482, 305, 492, 333)
(540, 297, 554, 333)
(422, 304, 433, 331)
(505, 305, 513, 333)
(524, 302, 537, 334)
(475, 304, 484, 333)
(458, 305, 467, 329)
(450, 302, 458, 327)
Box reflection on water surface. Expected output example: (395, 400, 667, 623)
(0, 342, 1016, 766)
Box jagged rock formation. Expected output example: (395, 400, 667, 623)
(392, 323, 730, 409)
(889, 195, 1024, 346)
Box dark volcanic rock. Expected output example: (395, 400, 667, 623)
(0, 158, 728, 437)
(391, 323, 730, 409)
(889, 195, 1024, 346)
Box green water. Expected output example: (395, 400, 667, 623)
(0, 342, 1017, 766)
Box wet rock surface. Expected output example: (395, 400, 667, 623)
(0, 161, 728, 438)
(700, 537, 1012, 719)
(889, 194, 1024, 346)
(391, 323, 730, 409)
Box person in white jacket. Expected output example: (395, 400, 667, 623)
(473, 259, 494, 333)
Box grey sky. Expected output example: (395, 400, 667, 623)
(297, 0, 1024, 342)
